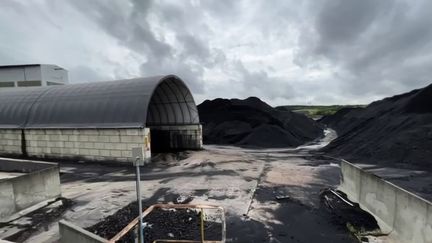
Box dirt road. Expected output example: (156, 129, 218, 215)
(21, 129, 356, 242)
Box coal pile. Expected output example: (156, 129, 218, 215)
(321, 83, 432, 170)
(198, 97, 323, 147)
(87, 201, 222, 242)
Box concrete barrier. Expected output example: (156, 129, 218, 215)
(0, 158, 61, 220)
(59, 220, 108, 243)
(339, 160, 432, 243)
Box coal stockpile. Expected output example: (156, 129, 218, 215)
(198, 97, 323, 147)
(86, 201, 222, 242)
(321, 83, 432, 170)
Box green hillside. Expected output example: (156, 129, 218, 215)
(276, 105, 365, 119)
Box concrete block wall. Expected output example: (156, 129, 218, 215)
(0, 129, 22, 155)
(0, 125, 202, 163)
(339, 160, 432, 243)
(25, 128, 151, 163)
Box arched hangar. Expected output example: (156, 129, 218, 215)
(0, 75, 202, 163)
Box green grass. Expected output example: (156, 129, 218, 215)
(276, 105, 365, 119)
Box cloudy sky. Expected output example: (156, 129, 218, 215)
(1, 0, 431, 105)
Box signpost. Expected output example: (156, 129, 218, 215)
(132, 147, 145, 243)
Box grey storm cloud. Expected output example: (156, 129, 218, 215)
(0, 0, 431, 105)
(67, 0, 225, 93)
(68, 1, 172, 63)
(297, 0, 432, 98)
(233, 60, 296, 99)
(69, 65, 110, 83)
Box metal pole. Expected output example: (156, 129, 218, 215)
(136, 161, 144, 243)
(200, 208, 205, 242)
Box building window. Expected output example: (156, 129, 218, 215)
(0, 82, 15, 88)
(17, 81, 42, 87)
(47, 82, 63, 86)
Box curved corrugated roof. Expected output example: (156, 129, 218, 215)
(0, 75, 199, 129)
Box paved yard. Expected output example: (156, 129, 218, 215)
(20, 130, 356, 242)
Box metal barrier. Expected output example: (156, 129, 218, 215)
(108, 204, 226, 243)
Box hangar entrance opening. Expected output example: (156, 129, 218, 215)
(146, 77, 201, 153)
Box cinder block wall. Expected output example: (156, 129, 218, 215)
(0, 126, 202, 163)
(25, 128, 151, 163)
(0, 130, 22, 155)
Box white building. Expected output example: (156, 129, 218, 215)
(0, 64, 68, 88)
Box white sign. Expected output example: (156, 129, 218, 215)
(131, 147, 144, 166)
